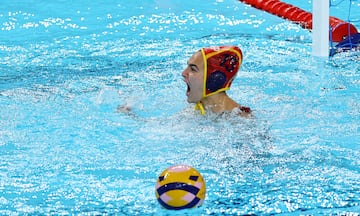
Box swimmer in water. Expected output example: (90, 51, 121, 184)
(182, 45, 251, 117)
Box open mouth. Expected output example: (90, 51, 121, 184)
(185, 83, 191, 96)
(183, 79, 190, 96)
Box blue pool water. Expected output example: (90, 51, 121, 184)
(1, 0, 360, 215)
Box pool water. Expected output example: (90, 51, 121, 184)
(1, 0, 360, 215)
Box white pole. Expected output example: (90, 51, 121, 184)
(312, 0, 330, 57)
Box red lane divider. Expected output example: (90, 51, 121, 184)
(239, 0, 358, 42)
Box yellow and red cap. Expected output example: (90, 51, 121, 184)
(200, 45, 243, 98)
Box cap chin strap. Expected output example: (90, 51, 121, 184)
(195, 102, 206, 115)
(195, 89, 227, 115)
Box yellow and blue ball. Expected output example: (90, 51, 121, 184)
(155, 165, 206, 210)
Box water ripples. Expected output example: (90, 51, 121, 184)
(1, 0, 360, 215)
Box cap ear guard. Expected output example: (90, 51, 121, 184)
(206, 70, 227, 92)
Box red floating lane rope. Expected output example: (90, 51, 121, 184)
(329, 17, 358, 42)
(239, 0, 358, 42)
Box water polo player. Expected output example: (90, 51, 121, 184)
(182, 45, 251, 117)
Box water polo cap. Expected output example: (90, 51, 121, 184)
(200, 45, 243, 98)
